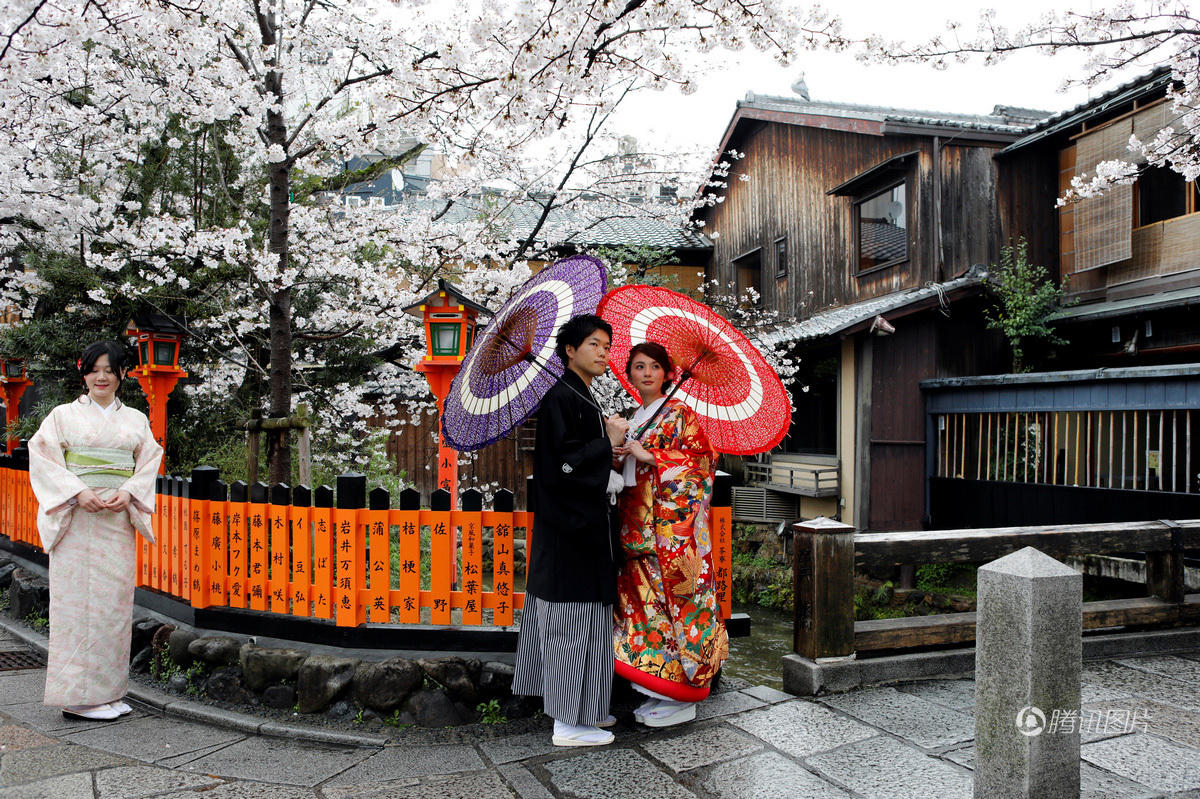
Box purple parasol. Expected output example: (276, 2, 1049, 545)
(441, 255, 608, 451)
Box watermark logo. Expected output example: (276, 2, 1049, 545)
(1015, 706, 1046, 737)
(1015, 706, 1151, 736)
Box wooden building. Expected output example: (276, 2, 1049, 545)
(697, 90, 1041, 531)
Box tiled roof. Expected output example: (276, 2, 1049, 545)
(739, 93, 1050, 135)
(391, 196, 711, 250)
(759, 266, 988, 347)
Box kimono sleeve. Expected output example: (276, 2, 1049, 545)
(119, 412, 163, 544)
(28, 407, 90, 552)
(647, 404, 716, 550)
(539, 388, 611, 493)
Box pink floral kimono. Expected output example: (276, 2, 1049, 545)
(28, 396, 162, 707)
(613, 397, 728, 702)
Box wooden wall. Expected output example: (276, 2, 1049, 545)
(703, 122, 1014, 321)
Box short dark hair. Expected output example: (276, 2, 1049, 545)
(79, 341, 131, 378)
(555, 314, 612, 363)
(625, 341, 674, 391)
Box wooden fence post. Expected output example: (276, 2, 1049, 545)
(793, 517, 856, 660)
(1147, 519, 1185, 603)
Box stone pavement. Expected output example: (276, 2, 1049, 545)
(2, 623, 1200, 799)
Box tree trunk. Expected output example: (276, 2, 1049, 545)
(264, 23, 292, 485)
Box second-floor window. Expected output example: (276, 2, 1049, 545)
(857, 182, 908, 272)
(1136, 165, 1200, 227)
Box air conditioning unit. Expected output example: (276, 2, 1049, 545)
(732, 486, 799, 523)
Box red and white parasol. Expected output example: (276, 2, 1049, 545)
(598, 285, 791, 455)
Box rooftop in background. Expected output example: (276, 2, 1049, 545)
(758, 265, 988, 348)
(387, 195, 712, 252)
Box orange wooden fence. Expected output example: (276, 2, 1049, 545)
(0, 465, 734, 629)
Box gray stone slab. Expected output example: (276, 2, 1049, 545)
(1115, 655, 1200, 685)
(1081, 732, 1200, 792)
(497, 763, 552, 799)
(893, 679, 977, 712)
(0, 743, 132, 787)
(0, 723, 57, 751)
(93, 764, 220, 798)
(693, 691, 765, 721)
(323, 771, 514, 799)
(805, 735, 973, 799)
(178, 737, 376, 787)
(0, 675, 44, 707)
(0, 772, 94, 799)
(155, 739, 245, 770)
(64, 714, 244, 764)
(479, 730, 558, 766)
(325, 745, 484, 785)
(0, 701, 132, 735)
(1081, 681, 1132, 704)
(544, 748, 696, 799)
(941, 745, 974, 768)
(161, 702, 264, 736)
(689, 751, 852, 799)
(155, 784, 319, 799)
(739, 685, 792, 704)
(1083, 697, 1200, 748)
(727, 700, 875, 759)
(256, 723, 387, 747)
(1083, 661, 1200, 712)
(1080, 762, 1162, 799)
(641, 725, 761, 773)
(819, 686, 975, 748)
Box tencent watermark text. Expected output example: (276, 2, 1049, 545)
(1016, 706, 1150, 737)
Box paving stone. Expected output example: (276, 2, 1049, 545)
(1115, 655, 1200, 686)
(0, 701, 133, 735)
(740, 685, 792, 704)
(693, 691, 765, 721)
(178, 737, 375, 787)
(1081, 732, 1200, 792)
(893, 679, 977, 712)
(1080, 762, 1162, 799)
(728, 700, 875, 759)
(1081, 681, 1133, 704)
(0, 771, 94, 799)
(641, 725, 761, 773)
(64, 714, 244, 764)
(325, 745, 484, 785)
(479, 730, 558, 766)
(155, 739, 245, 769)
(155, 783, 319, 798)
(1082, 698, 1200, 749)
(0, 724, 56, 752)
(0, 675, 44, 707)
(941, 745, 974, 768)
(805, 735, 972, 799)
(544, 748, 697, 799)
(93, 764, 220, 798)
(323, 771, 514, 799)
(1083, 662, 1200, 712)
(819, 686, 975, 748)
(0, 743, 131, 786)
(689, 751, 852, 799)
(497, 763, 553, 799)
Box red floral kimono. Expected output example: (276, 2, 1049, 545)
(613, 398, 729, 702)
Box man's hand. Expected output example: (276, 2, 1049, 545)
(605, 414, 629, 446)
(75, 489, 106, 512)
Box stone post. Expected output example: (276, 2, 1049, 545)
(975, 546, 1081, 799)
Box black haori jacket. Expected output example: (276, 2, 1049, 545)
(524, 369, 618, 607)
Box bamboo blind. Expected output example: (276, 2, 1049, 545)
(1074, 119, 1134, 272)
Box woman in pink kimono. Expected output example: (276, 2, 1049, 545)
(612, 342, 728, 728)
(29, 341, 162, 721)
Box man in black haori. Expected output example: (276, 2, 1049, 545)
(513, 314, 629, 747)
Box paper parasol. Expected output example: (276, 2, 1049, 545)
(441, 255, 608, 451)
(598, 285, 791, 455)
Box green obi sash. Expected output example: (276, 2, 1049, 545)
(64, 446, 135, 490)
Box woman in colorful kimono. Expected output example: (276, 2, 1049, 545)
(612, 341, 728, 728)
(28, 341, 163, 721)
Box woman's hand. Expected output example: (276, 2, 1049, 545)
(624, 440, 655, 466)
(102, 490, 132, 512)
(75, 489, 107, 512)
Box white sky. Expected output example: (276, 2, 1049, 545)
(609, 0, 1128, 154)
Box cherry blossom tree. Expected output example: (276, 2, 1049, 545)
(862, 2, 1200, 199)
(0, 0, 832, 483)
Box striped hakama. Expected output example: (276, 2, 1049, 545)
(512, 595, 613, 726)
